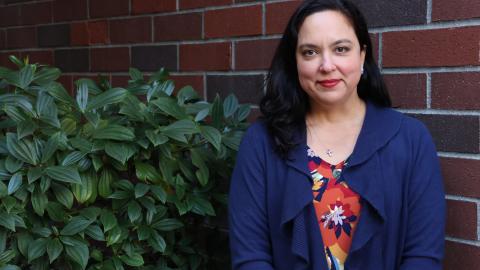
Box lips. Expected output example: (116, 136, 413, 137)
(318, 79, 340, 88)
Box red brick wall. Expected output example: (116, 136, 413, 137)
(0, 0, 479, 268)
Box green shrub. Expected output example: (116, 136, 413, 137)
(0, 56, 250, 269)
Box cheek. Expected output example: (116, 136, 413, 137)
(296, 60, 316, 80)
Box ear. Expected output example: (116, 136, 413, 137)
(360, 45, 366, 67)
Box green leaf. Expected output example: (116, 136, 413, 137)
(127, 201, 142, 222)
(17, 120, 37, 139)
(18, 64, 35, 89)
(194, 107, 209, 122)
(177, 85, 199, 104)
(61, 216, 94, 236)
(45, 166, 82, 184)
(135, 162, 160, 182)
(5, 156, 22, 174)
(190, 196, 216, 216)
(51, 183, 74, 209)
(33, 67, 61, 85)
(129, 68, 143, 81)
(46, 202, 66, 222)
(191, 149, 209, 186)
(152, 218, 183, 231)
(93, 124, 135, 141)
(151, 97, 187, 119)
(134, 183, 149, 198)
(0, 212, 15, 231)
(100, 210, 117, 233)
(76, 80, 89, 112)
(223, 94, 239, 118)
(106, 226, 122, 247)
(119, 253, 144, 267)
(98, 169, 113, 198)
(222, 130, 244, 151)
(145, 130, 168, 146)
(46, 238, 63, 263)
(7, 173, 22, 195)
(161, 119, 198, 143)
(0, 265, 22, 270)
(65, 240, 89, 269)
(5, 133, 38, 165)
(150, 185, 167, 204)
(41, 133, 59, 163)
(31, 186, 48, 216)
(2, 196, 16, 213)
(61, 151, 86, 166)
(85, 225, 105, 241)
(105, 142, 136, 164)
(27, 167, 42, 184)
(148, 230, 166, 253)
(0, 249, 16, 264)
(137, 226, 151, 241)
(200, 126, 222, 151)
(46, 82, 75, 105)
(210, 94, 223, 128)
(16, 232, 32, 257)
(87, 88, 128, 111)
(27, 238, 47, 263)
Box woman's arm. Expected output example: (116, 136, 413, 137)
(400, 121, 446, 270)
(229, 125, 275, 270)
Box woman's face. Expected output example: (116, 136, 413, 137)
(296, 10, 365, 108)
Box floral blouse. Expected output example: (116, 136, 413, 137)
(307, 147, 362, 270)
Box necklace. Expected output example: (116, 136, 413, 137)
(307, 121, 334, 157)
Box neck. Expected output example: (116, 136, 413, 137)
(306, 96, 366, 126)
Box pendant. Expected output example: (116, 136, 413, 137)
(326, 149, 333, 157)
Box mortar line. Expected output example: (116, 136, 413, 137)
(427, 0, 432, 24)
(426, 73, 432, 108)
(445, 237, 480, 247)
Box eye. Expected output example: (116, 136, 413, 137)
(302, 49, 317, 57)
(335, 46, 350, 54)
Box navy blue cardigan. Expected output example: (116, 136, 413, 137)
(229, 102, 445, 270)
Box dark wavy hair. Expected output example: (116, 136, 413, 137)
(260, 0, 391, 158)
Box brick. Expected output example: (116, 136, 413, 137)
(431, 72, 480, 110)
(206, 75, 264, 103)
(53, 0, 87, 22)
(154, 13, 202, 41)
(205, 5, 262, 38)
(6, 27, 36, 49)
(132, 0, 176, 14)
(441, 157, 480, 199)
(444, 241, 480, 269)
(90, 0, 129, 18)
(235, 0, 257, 2)
(111, 75, 130, 88)
(354, 0, 426, 27)
(235, 39, 279, 70)
(0, 6, 21, 27)
(58, 75, 73, 95)
(21, 50, 54, 66)
(131, 45, 177, 72)
(55, 49, 89, 72)
(71, 21, 110, 46)
(169, 75, 204, 94)
(410, 114, 479, 153)
(180, 0, 231, 9)
(433, 0, 480, 21)
(20, 2, 52, 25)
(0, 51, 21, 69)
(110, 17, 151, 44)
(0, 29, 5, 50)
(446, 200, 477, 240)
(384, 74, 426, 109)
(91, 47, 130, 72)
(38, 24, 70, 48)
(370, 33, 379, 64)
(266, 1, 302, 34)
(383, 27, 480, 68)
(180, 42, 231, 71)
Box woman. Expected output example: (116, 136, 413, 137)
(228, 0, 445, 269)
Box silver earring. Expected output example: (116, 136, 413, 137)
(361, 66, 364, 74)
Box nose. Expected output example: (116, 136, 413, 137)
(319, 53, 336, 72)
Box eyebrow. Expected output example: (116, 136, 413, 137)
(298, 39, 353, 49)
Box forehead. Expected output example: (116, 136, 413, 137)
(297, 10, 357, 43)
